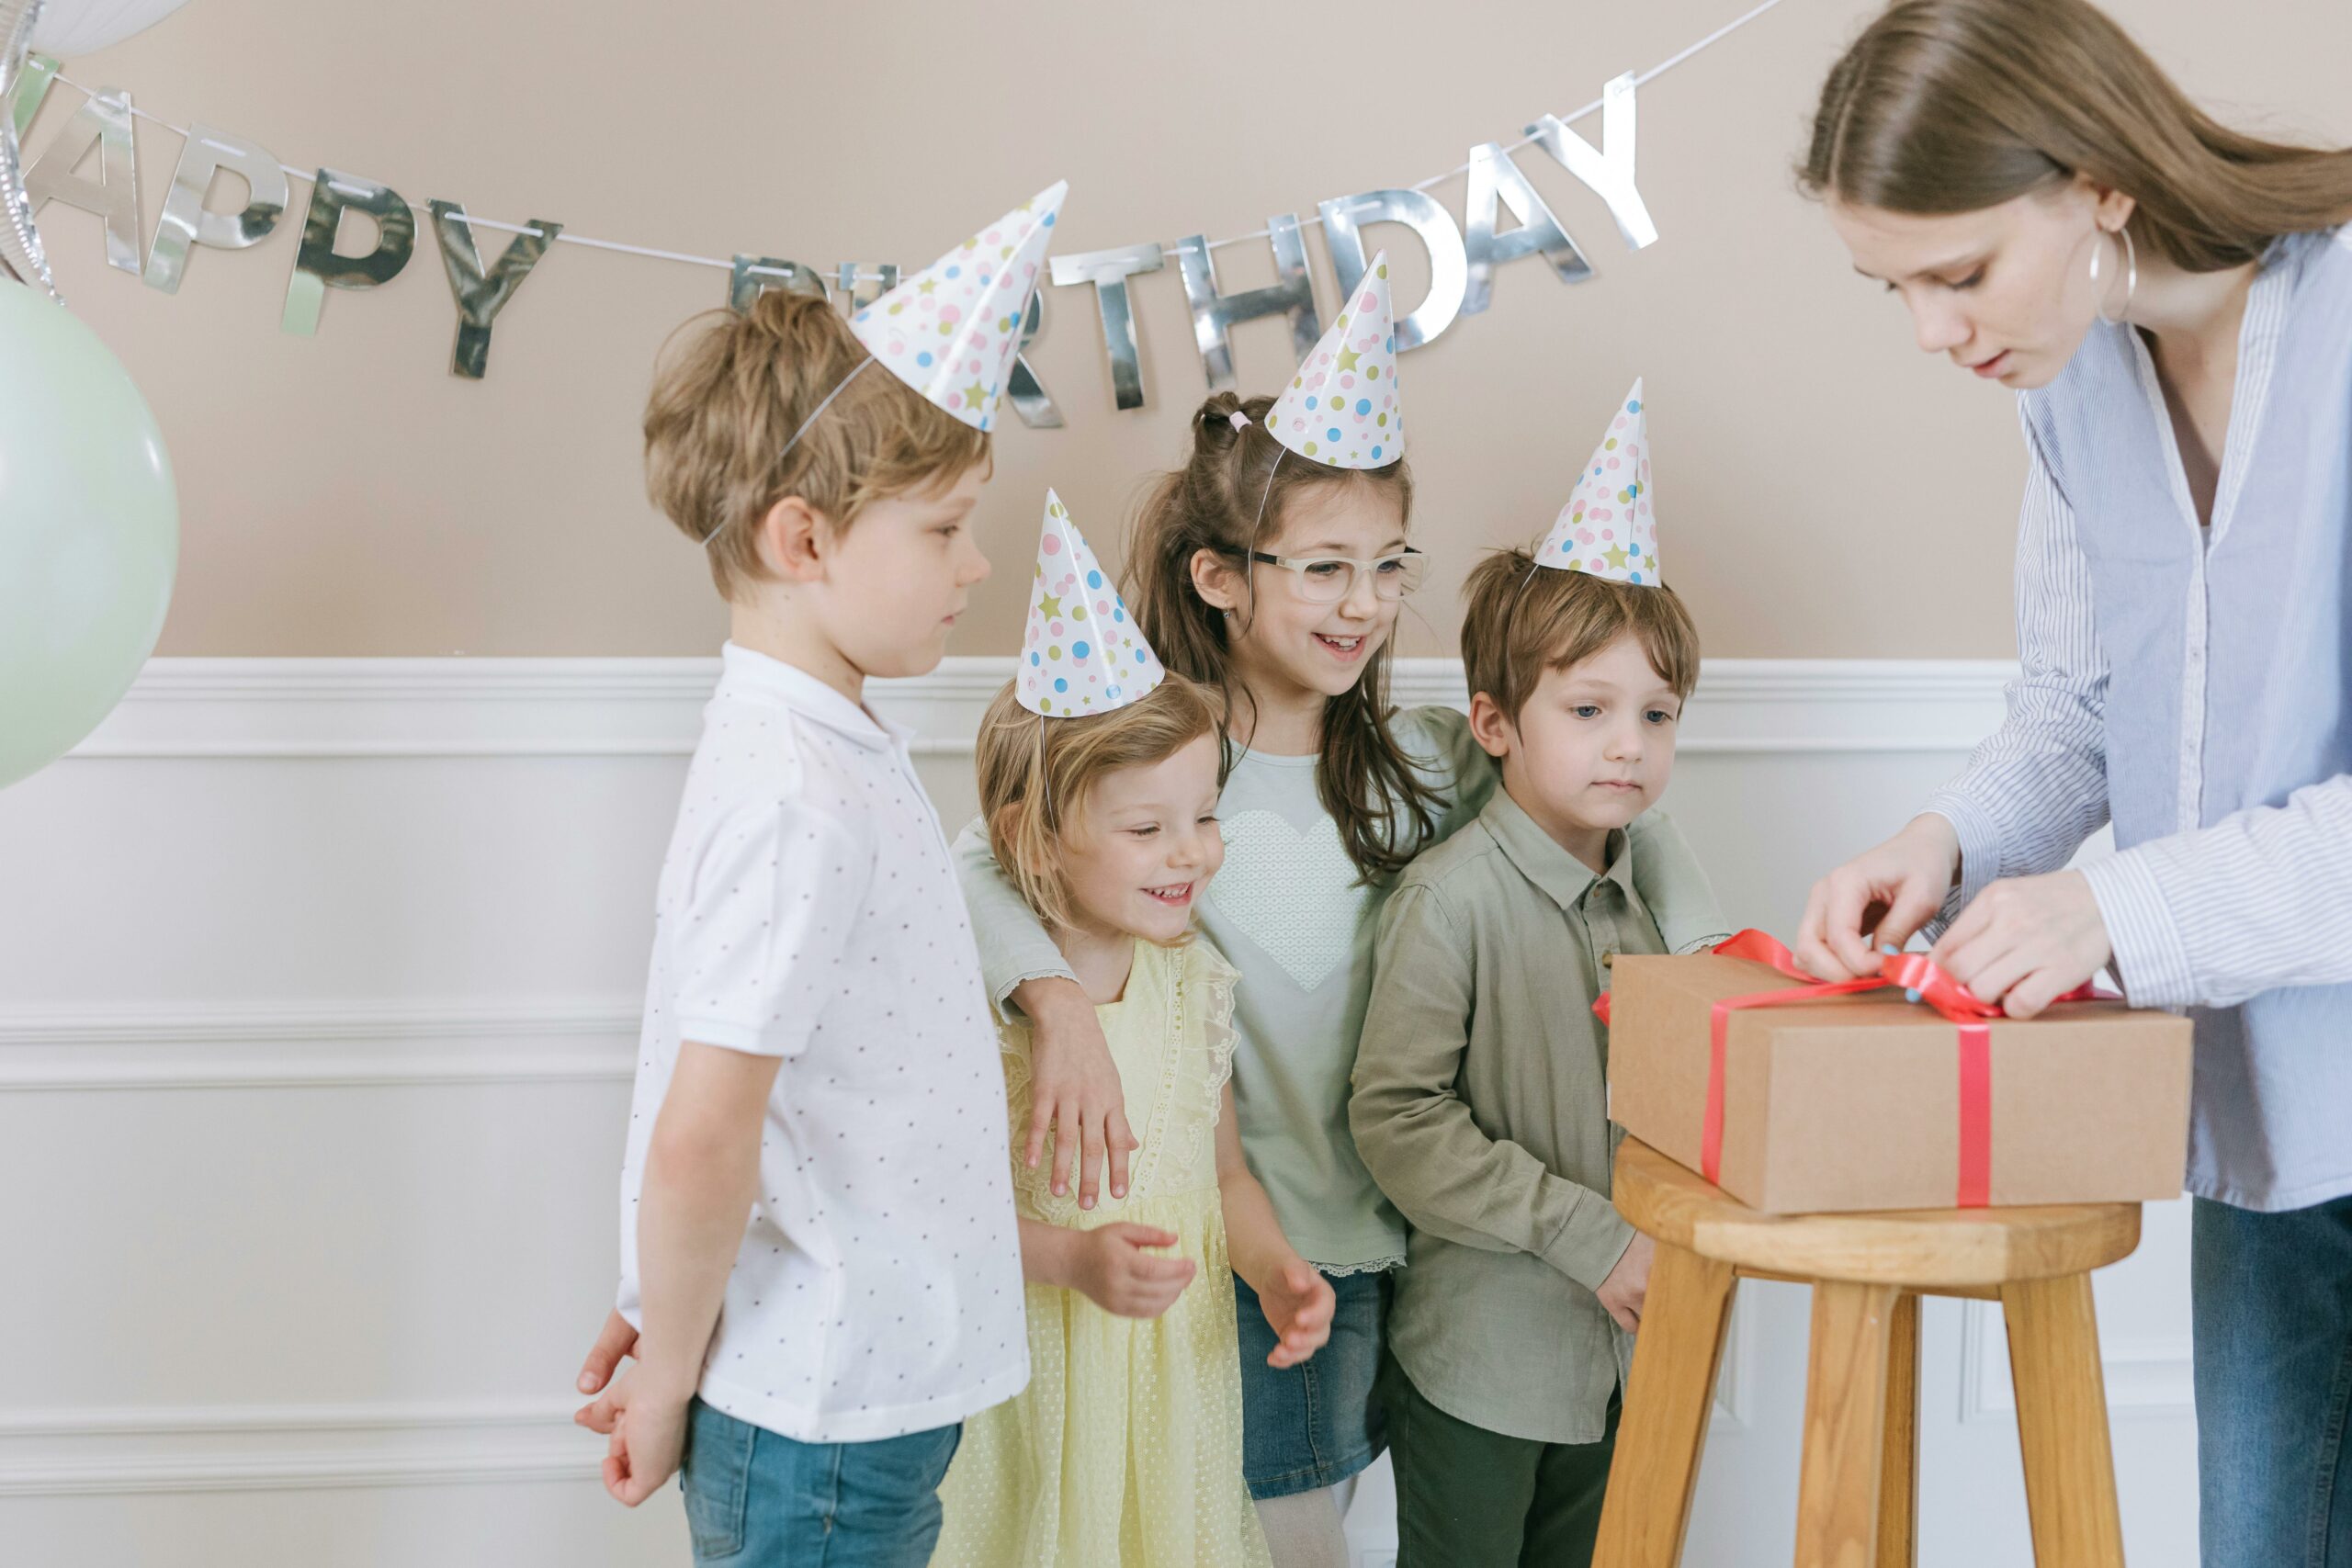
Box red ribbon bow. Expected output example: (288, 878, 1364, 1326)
(1596, 930, 2104, 1208)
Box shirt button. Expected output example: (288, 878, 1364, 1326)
(1600, 951, 1617, 968)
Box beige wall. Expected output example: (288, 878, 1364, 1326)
(26, 0, 2350, 658)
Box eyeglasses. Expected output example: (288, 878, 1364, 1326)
(1240, 547, 1427, 604)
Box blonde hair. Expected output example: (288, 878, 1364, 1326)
(1125, 389, 1438, 885)
(642, 289, 991, 600)
(1801, 0, 2352, 273)
(1460, 550, 1702, 724)
(974, 675, 1227, 932)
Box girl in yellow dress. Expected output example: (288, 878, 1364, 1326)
(935, 499, 1334, 1568)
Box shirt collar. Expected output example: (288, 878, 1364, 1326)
(1479, 787, 1637, 913)
(718, 642, 910, 751)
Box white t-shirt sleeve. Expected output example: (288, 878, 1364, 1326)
(673, 800, 871, 1057)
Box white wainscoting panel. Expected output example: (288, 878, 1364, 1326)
(0, 659, 2197, 1568)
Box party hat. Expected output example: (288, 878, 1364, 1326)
(849, 179, 1066, 434)
(1535, 378, 1659, 584)
(1018, 491, 1167, 717)
(1262, 250, 1403, 468)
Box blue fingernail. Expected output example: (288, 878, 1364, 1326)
(1881, 943, 1901, 955)
(1904, 987, 1922, 1003)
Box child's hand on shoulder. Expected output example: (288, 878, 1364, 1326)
(1020, 978, 1140, 1211)
(1255, 1258, 1337, 1368)
(1597, 1234, 1656, 1334)
(596, 1367, 692, 1507)
(1070, 1223, 1196, 1318)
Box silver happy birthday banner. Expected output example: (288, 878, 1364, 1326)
(5, 0, 1787, 423)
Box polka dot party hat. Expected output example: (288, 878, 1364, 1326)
(1262, 250, 1404, 468)
(849, 180, 1067, 434)
(1018, 489, 1167, 718)
(1536, 378, 1659, 585)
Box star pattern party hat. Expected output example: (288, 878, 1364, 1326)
(1536, 378, 1659, 584)
(849, 179, 1066, 434)
(1263, 250, 1404, 468)
(1018, 490, 1167, 717)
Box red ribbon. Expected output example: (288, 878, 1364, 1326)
(1595, 930, 2103, 1208)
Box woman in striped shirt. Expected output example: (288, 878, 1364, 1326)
(1792, 3, 2352, 1562)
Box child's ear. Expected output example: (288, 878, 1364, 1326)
(1188, 547, 1243, 615)
(1466, 692, 1516, 761)
(753, 497, 833, 584)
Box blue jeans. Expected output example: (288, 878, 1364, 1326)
(678, 1397, 963, 1567)
(2193, 1193, 2352, 1567)
(1234, 1269, 1389, 1499)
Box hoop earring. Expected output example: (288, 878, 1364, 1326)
(2093, 226, 2137, 325)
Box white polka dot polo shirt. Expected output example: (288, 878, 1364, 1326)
(616, 643, 1028, 1443)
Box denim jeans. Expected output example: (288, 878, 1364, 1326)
(2192, 1193, 2352, 1567)
(678, 1396, 964, 1567)
(1234, 1269, 1389, 1499)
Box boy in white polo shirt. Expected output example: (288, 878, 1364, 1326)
(578, 184, 1065, 1567)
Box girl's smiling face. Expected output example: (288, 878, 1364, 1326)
(1056, 732, 1227, 945)
(1188, 479, 1408, 710)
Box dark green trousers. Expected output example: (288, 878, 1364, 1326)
(1378, 1348, 1621, 1567)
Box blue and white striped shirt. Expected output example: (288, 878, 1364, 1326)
(1926, 226, 2352, 1213)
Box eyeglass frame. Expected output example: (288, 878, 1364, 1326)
(1227, 546, 1428, 603)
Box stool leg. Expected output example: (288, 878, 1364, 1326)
(1794, 1281, 1900, 1568)
(1876, 1292, 1920, 1568)
(1592, 1241, 1736, 1568)
(2002, 1274, 2125, 1567)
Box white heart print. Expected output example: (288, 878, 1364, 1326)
(1207, 810, 1374, 991)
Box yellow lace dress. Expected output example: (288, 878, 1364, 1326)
(932, 936, 1269, 1568)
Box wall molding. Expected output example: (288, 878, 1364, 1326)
(1956, 1297, 2193, 1424)
(0, 998, 641, 1092)
(0, 1400, 600, 1496)
(58, 656, 2019, 761)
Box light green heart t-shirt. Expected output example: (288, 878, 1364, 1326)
(954, 705, 1728, 1273)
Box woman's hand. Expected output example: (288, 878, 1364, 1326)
(1252, 1258, 1336, 1369)
(1015, 977, 1138, 1209)
(1797, 815, 1964, 979)
(1932, 869, 2112, 1018)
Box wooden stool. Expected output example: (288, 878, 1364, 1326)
(1593, 1137, 2141, 1568)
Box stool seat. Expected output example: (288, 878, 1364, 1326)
(1613, 1136, 2142, 1292)
(1595, 1137, 2140, 1568)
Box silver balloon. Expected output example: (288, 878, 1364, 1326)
(728, 253, 828, 311)
(279, 167, 414, 335)
(0, 0, 52, 298)
(428, 200, 560, 379)
(143, 121, 286, 294)
(21, 78, 138, 276)
(1523, 71, 1658, 252)
(1048, 241, 1162, 411)
(1173, 217, 1319, 393)
(1317, 188, 1468, 352)
(1462, 141, 1591, 315)
(1005, 287, 1060, 430)
(832, 260, 897, 312)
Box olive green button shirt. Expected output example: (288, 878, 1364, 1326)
(1351, 788, 1713, 1445)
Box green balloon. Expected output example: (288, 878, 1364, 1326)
(0, 281, 177, 791)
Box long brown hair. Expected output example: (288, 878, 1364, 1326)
(974, 674, 1226, 933)
(1801, 0, 2352, 272)
(1125, 390, 1441, 884)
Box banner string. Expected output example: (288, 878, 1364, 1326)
(37, 0, 1789, 283)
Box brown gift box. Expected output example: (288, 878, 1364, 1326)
(1605, 951, 2194, 1214)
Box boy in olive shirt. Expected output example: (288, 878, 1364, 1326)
(1350, 536, 1720, 1566)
